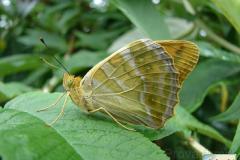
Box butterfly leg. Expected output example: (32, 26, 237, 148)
(37, 93, 66, 112)
(89, 107, 135, 131)
(48, 92, 70, 126)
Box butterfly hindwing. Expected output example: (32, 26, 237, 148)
(81, 39, 181, 128)
(155, 40, 199, 85)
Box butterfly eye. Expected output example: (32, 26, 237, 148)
(67, 79, 73, 87)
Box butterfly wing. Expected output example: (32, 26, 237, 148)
(155, 40, 199, 85)
(80, 39, 185, 128)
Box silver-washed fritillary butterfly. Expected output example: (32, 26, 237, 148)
(39, 39, 199, 130)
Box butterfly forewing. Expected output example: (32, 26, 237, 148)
(81, 39, 181, 128)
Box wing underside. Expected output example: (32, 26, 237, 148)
(81, 39, 198, 128)
(156, 40, 199, 85)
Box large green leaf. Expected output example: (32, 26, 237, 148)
(111, 0, 171, 39)
(0, 108, 82, 160)
(139, 106, 230, 146)
(180, 59, 240, 112)
(0, 82, 33, 103)
(2, 92, 169, 160)
(136, 114, 185, 141)
(0, 54, 42, 77)
(211, 92, 240, 121)
(211, 0, 240, 33)
(229, 121, 240, 156)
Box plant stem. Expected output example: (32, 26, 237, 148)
(42, 76, 60, 92)
(220, 82, 228, 112)
(188, 137, 212, 156)
(196, 19, 240, 55)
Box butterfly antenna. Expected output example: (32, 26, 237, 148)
(40, 57, 61, 70)
(53, 56, 70, 74)
(39, 37, 70, 74)
(40, 37, 48, 48)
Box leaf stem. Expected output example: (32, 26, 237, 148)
(195, 19, 240, 55)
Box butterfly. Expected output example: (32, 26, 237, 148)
(39, 39, 199, 130)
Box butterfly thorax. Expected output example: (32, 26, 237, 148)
(63, 73, 93, 113)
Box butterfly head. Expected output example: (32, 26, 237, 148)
(63, 73, 87, 112)
(63, 73, 82, 91)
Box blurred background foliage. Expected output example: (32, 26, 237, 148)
(0, 0, 240, 160)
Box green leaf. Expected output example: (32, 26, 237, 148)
(197, 41, 240, 63)
(0, 54, 42, 77)
(37, 2, 73, 30)
(229, 121, 240, 156)
(0, 82, 33, 103)
(111, 0, 171, 39)
(18, 29, 68, 51)
(64, 50, 107, 72)
(165, 17, 194, 39)
(76, 30, 122, 50)
(136, 115, 185, 141)
(3, 92, 169, 160)
(23, 67, 49, 85)
(108, 17, 194, 53)
(108, 28, 144, 53)
(211, 92, 240, 121)
(55, 50, 107, 77)
(0, 108, 82, 160)
(211, 0, 240, 33)
(135, 106, 230, 147)
(180, 59, 240, 112)
(57, 8, 80, 34)
(175, 107, 231, 147)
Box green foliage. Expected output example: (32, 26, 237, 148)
(0, 82, 33, 103)
(55, 50, 107, 78)
(212, 92, 240, 121)
(2, 92, 169, 160)
(211, 0, 240, 33)
(0, 108, 82, 160)
(0, 55, 42, 77)
(1, 0, 240, 159)
(111, 0, 170, 39)
(180, 59, 240, 112)
(229, 121, 240, 156)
